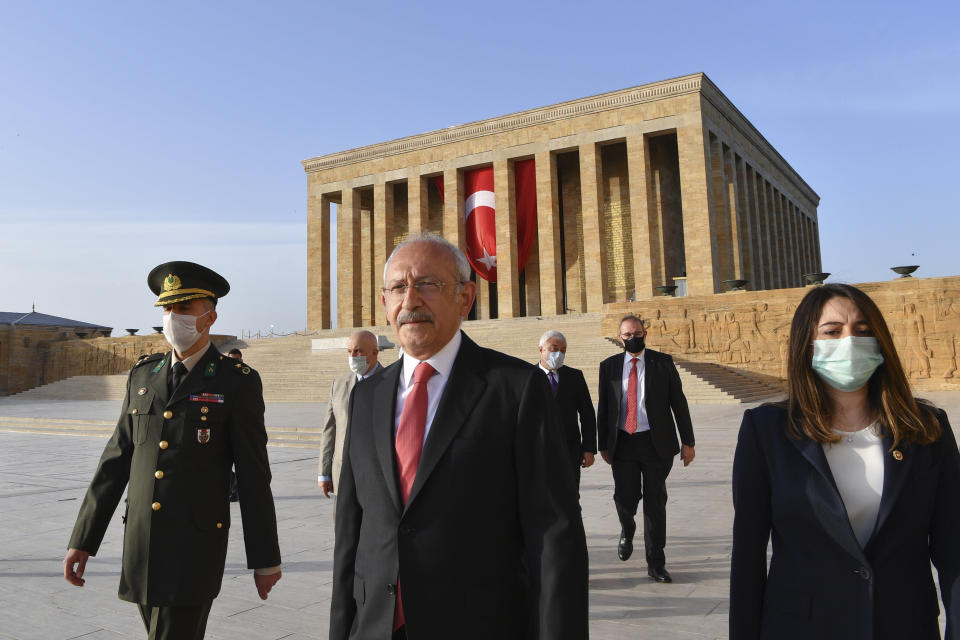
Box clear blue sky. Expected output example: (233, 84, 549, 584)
(2, 0, 958, 336)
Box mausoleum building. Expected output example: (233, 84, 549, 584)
(303, 72, 820, 329)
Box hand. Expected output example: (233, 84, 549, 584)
(319, 480, 333, 498)
(581, 452, 595, 468)
(599, 450, 612, 465)
(63, 548, 90, 586)
(254, 570, 282, 600)
(680, 445, 695, 467)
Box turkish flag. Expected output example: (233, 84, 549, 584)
(464, 167, 497, 281)
(458, 163, 538, 282)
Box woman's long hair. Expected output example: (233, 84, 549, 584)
(785, 283, 940, 447)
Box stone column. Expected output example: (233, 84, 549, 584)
(746, 167, 767, 290)
(477, 277, 490, 319)
(493, 158, 520, 318)
(307, 193, 332, 329)
(360, 204, 373, 325)
(677, 123, 717, 295)
(579, 142, 608, 311)
(626, 135, 655, 299)
(772, 186, 787, 288)
(408, 171, 429, 234)
(722, 146, 744, 282)
(373, 181, 394, 326)
(535, 150, 563, 315)
(442, 168, 464, 251)
(735, 156, 757, 288)
(337, 187, 362, 328)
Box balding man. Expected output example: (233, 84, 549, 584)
(538, 330, 597, 484)
(318, 330, 383, 502)
(331, 234, 588, 640)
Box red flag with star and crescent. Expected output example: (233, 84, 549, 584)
(461, 161, 537, 282)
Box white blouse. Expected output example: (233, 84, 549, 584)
(821, 423, 885, 547)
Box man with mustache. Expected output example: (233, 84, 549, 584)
(330, 234, 588, 640)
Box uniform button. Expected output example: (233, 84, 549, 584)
(201, 416, 207, 422)
(152, 502, 162, 511)
(131, 408, 139, 415)
(386, 584, 397, 596)
(158, 440, 169, 450)
(163, 410, 173, 419)
(216, 522, 223, 529)
(154, 470, 164, 479)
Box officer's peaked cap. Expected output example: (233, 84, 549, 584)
(148, 261, 230, 307)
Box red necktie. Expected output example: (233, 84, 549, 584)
(625, 357, 639, 434)
(393, 361, 436, 631)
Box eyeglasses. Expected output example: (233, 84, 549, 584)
(619, 331, 645, 339)
(381, 281, 464, 299)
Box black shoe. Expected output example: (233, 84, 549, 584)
(647, 566, 673, 583)
(614, 503, 636, 562)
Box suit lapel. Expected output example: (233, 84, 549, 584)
(404, 334, 486, 514)
(871, 435, 913, 539)
(372, 361, 403, 514)
(643, 349, 654, 402)
(611, 352, 626, 424)
(787, 433, 869, 564)
(149, 352, 172, 406)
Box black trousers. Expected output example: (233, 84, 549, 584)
(611, 430, 673, 568)
(137, 601, 213, 640)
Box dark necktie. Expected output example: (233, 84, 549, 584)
(393, 361, 436, 631)
(169, 361, 188, 396)
(548, 371, 558, 397)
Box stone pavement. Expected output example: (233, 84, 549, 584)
(1, 392, 958, 640)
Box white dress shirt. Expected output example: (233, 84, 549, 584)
(619, 351, 650, 433)
(822, 423, 884, 547)
(394, 331, 462, 443)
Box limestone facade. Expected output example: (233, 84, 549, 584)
(304, 73, 820, 330)
(602, 276, 960, 391)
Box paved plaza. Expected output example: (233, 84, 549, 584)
(1, 392, 958, 640)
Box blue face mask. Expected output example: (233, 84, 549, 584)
(811, 336, 884, 392)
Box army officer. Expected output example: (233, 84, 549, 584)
(63, 261, 282, 640)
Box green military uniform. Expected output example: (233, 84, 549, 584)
(67, 262, 281, 639)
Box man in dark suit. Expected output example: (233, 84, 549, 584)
(331, 234, 588, 640)
(63, 261, 282, 639)
(537, 329, 597, 482)
(597, 314, 695, 583)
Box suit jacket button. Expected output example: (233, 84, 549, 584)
(158, 440, 169, 450)
(386, 584, 397, 596)
(163, 410, 173, 419)
(399, 526, 416, 535)
(152, 502, 162, 511)
(855, 566, 871, 580)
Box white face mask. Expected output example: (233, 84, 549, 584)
(811, 336, 884, 392)
(348, 356, 369, 375)
(545, 351, 565, 370)
(162, 310, 210, 354)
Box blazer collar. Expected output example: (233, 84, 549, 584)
(404, 332, 487, 516)
(787, 429, 869, 565)
(372, 359, 404, 514)
(869, 434, 913, 543)
(149, 352, 172, 406)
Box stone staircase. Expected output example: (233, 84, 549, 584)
(4, 313, 783, 408)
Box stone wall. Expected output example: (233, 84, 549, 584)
(602, 276, 960, 391)
(0, 333, 236, 396)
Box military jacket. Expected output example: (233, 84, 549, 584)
(68, 345, 281, 606)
